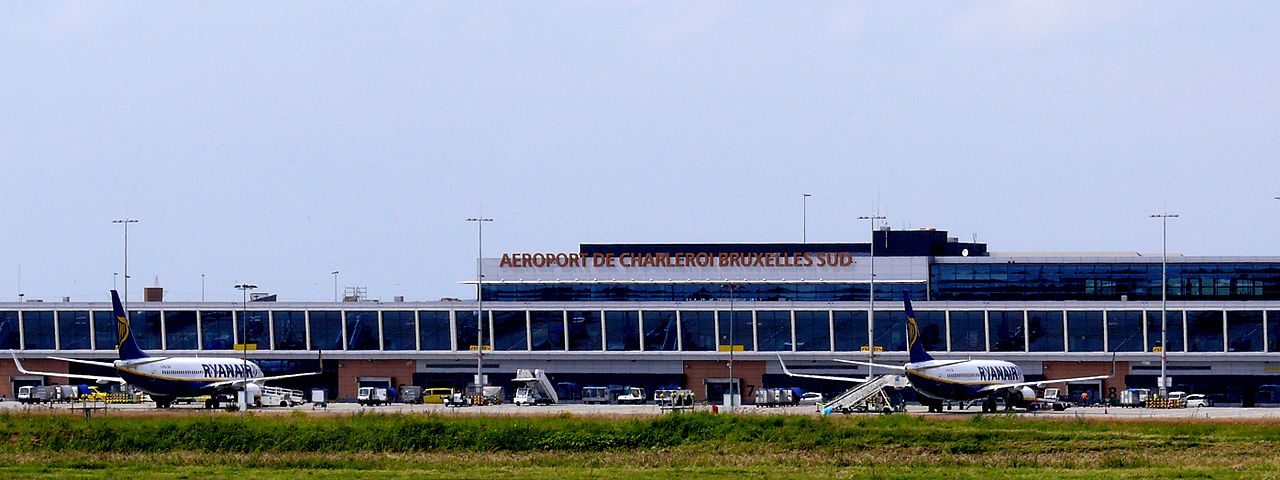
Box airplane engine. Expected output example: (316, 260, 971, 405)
(1017, 387, 1036, 402)
(245, 383, 263, 399)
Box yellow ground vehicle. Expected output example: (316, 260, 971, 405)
(421, 388, 454, 404)
(84, 386, 112, 402)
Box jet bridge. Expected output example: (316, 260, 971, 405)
(821, 375, 908, 414)
(513, 368, 559, 405)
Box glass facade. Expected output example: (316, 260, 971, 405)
(381, 311, 416, 351)
(679, 311, 716, 352)
(93, 311, 116, 351)
(273, 311, 307, 350)
(23, 311, 54, 350)
(718, 310, 753, 351)
(0, 312, 17, 349)
(605, 311, 639, 351)
(949, 311, 984, 352)
(131, 311, 162, 350)
(1106, 311, 1143, 352)
(1068, 311, 1103, 352)
(481, 282, 927, 302)
(164, 311, 198, 350)
(756, 311, 791, 351)
(932, 262, 1280, 301)
(5, 306, 1276, 355)
(492, 311, 527, 351)
(987, 311, 1024, 352)
(345, 311, 380, 350)
(567, 310, 602, 351)
(530, 311, 565, 351)
(1270, 311, 1280, 353)
(200, 311, 233, 350)
(309, 311, 343, 351)
(1027, 311, 1064, 352)
(832, 311, 866, 352)
(238, 311, 270, 349)
(57, 311, 91, 350)
(1187, 311, 1224, 352)
(418, 311, 451, 351)
(642, 311, 678, 351)
(874, 310, 905, 351)
(914, 311, 946, 352)
(794, 311, 830, 352)
(1146, 311, 1184, 352)
(454, 311, 481, 351)
(1227, 311, 1263, 352)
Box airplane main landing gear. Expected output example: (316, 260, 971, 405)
(981, 397, 998, 413)
(923, 398, 945, 413)
(154, 396, 175, 409)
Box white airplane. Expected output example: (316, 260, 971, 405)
(780, 293, 1111, 412)
(11, 290, 319, 408)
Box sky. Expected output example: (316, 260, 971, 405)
(1, 1, 1278, 302)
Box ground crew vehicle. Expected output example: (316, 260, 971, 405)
(400, 386, 422, 404)
(357, 387, 391, 406)
(582, 386, 611, 404)
(421, 388, 453, 404)
(617, 387, 645, 404)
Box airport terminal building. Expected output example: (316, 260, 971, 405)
(4, 228, 1280, 404)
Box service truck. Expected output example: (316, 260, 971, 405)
(357, 387, 391, 406)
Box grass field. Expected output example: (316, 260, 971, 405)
(3, 411, 1279, 479)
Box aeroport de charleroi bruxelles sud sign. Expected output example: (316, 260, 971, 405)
(498, 252, 857, 269)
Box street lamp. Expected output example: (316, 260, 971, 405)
(466, 217, 493, 391)
(111, 218, 139, 312)
(1150, 212, 1178, 397)
(331, 271, 340, 302)
(722, 282, 742, 410)
(201, 274, 206, 302)
(234, 283, 257, 411)
(857, 214, 885, 378)
(802, 194, 812, 243)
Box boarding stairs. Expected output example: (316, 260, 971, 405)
(821, 375, 904, 414)
(514, 368, 559, 404)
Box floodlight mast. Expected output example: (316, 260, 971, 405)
(1150, 212, 1178, 397)
(858, 214, 885, 378)
(467, 217, 493, 393)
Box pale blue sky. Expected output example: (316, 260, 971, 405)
(2, 2, 1278, 302)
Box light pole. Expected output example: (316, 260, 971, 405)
(858, 214, 885, 378)
(112, 218, 138, 313)
(331, 271, 339, 302)
(723, 282, 742, 410)
(113, 272, 118, 291)
(802, 193, 812, 243)
(1150, 212, 1177, 397)
(466, 217, 493, 391)
(234, 283, 257, 411)
(201, 274, 206, 302)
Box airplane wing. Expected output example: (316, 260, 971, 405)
(10, 352, 126, 384)
(204, 371, 321, 391)
(977, 374, 1112, 393)
(831, 358, 908, 371)
(777, 355, 868, 383)
(48, 356, 117, 368)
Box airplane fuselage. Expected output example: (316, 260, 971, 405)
(904, 359, 1024, 401)
(113, 357, 264, 398)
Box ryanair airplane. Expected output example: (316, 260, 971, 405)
(781, 292, 1111, 413)
(11, 290, 318, 408)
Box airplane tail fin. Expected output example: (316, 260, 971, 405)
(111, 290, 148, 361)
(904, 291, 934, 364)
